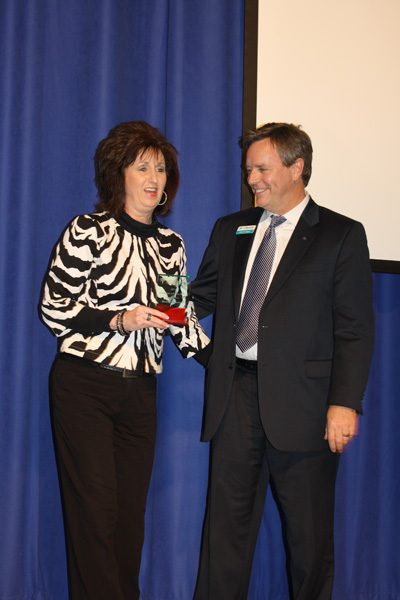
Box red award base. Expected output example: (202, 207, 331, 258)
(156, 304, 188, 326)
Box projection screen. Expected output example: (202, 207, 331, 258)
(254, 0, 400, 269)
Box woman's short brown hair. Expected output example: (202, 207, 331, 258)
(242, 122, 313, 186)
(94, 121, 179, 217)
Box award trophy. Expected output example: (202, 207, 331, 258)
(155, 273, 190, 326)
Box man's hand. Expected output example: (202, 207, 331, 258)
(324, 405, 359, 453)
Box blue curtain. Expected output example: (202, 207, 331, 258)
(0, 2, 244, 599)
(0, 2, 399, 599)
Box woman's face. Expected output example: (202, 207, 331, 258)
(124, 149, 167, 223)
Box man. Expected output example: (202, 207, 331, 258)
(191, 123, 374, 599)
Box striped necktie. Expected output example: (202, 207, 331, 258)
(236, 214, 286, 352)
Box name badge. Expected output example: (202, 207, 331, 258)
(236, 225, 257, 235)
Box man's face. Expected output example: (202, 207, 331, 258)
(245, 138, 304, 215)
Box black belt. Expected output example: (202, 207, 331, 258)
(57, 352, 150, 379)
(236, 357, 258, 372)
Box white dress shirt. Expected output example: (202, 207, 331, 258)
(236, 194, 310, 360)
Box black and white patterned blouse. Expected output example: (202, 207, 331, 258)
(40, 211, 210, 374)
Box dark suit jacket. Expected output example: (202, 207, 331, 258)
(191, 199, 374, 452)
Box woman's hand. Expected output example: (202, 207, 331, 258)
(110, 306, 169, 333)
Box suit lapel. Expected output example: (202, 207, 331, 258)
(232, 208, 263, 320)
(264, 199, 320, 305)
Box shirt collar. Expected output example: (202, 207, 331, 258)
(262, 193, 310, 227)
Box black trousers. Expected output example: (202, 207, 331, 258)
(50, 355, 157, 600)
(194, 363, 339, 600)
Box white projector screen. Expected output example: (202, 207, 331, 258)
(256, 0, 400, 264)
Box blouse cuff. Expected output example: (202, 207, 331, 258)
(66, 306, 120, 335)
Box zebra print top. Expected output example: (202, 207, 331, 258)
(40, 211, 210, 374)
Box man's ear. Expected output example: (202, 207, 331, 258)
(290, 158, 304, 182)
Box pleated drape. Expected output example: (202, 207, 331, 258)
(0, 2, 244, 598)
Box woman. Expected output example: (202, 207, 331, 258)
(40, 121, 210, 600)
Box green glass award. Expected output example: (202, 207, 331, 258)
(155, 274, 190, 326)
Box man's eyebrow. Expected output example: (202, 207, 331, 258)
(245, 163, 268, 168)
